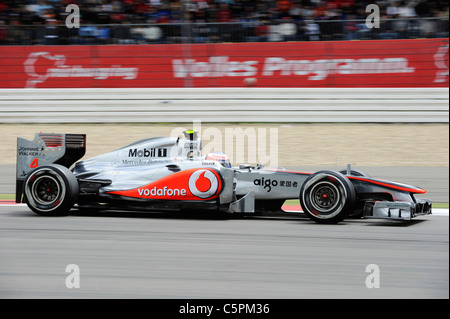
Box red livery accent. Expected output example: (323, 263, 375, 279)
(107, 168, 223, 201)
(30, 158, 39, 168)
(348, 176, 427, 194)
(39, 134, 64, 148)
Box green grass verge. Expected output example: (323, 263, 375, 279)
(431, 202, 450, 209)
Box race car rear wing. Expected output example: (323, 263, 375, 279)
(16, 133, 86, 203)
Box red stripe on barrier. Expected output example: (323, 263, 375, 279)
(281, 205, 303, 212)
(0, 39, 447, 88)
(0, 200, 16, 204)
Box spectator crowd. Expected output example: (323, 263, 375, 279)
(0, 0, 448, 45)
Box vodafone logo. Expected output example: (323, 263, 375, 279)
(188, 169, 219, 199)
(108, 168, 222, 200)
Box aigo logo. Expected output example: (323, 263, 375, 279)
(188, 169, 219, 199)
(108, 168, 222, 200)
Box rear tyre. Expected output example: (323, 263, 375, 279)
(300, 170, 356, 224)
(24, 164, 79, 216)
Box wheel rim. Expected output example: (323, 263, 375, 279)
(25, 168, 67, 212)
(310, 181, 340, 213)
(32, 175, 61, 205)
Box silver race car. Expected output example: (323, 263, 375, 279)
(16, 131, 432, 224)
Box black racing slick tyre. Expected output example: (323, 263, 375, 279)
(23, 164, 79, 216)
(300, 170, 356, 224)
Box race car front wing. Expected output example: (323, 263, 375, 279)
(362, 198, 432, 220)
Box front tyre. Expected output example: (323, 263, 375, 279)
(300, 170, 356, 224)
(24, 164, 79, 216)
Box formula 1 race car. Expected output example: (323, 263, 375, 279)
(16, 131, 432, 224)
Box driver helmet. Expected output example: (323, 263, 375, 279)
(205, 152, 231, 168)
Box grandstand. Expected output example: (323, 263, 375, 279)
(0, 0, 448, 45)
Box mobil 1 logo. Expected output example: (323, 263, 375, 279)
(128, 147, 168, 158)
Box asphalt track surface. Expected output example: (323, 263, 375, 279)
(1, 163, 448, 299)
(0, 205, 448, 299)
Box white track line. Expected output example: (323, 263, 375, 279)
(431, 209, 450, 216)
(0, 203, 448, 216)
